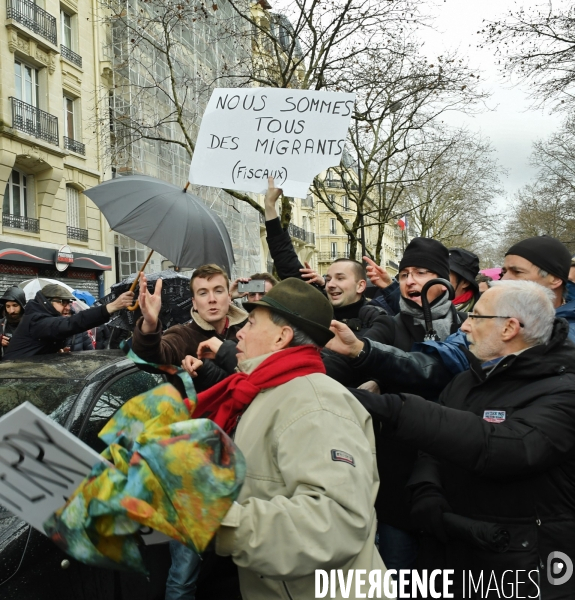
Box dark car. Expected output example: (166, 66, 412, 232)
(0, 351, 171, 600)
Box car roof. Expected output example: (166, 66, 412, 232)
(0, 350, 129, 379)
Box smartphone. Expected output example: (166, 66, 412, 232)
(238, 280, 266, 294)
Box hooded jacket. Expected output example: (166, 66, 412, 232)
(354, 319, 575, 599)
(4, 291, 111, 358)
(215, 352, 388, 600)
(131, 302, 248, 365)
(0, 286, 27, 358)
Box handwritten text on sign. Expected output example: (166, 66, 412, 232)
(188, 88, 356, 198)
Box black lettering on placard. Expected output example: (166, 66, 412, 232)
(0, 420, 94, 501)
(208, 134, 239, 150)
(216, 93, 267, 111)
(0, 472, 45, 505)
(232, 161, 288, 186)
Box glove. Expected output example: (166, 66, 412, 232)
(410, 483, 452, 543)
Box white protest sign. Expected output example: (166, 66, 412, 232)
(0, 402, 168, 544)
(188, 88, 356, 198)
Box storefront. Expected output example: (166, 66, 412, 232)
(0, 241, 112, 299)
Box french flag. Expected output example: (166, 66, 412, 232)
(397, 215, 408, 231)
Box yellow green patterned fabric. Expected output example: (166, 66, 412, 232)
(44, 355, 245, 575)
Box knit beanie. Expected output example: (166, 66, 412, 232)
(398, 237, 450, 281)
(505, 236, 571, 282)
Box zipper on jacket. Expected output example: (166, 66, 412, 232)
(282, 581, 294, 600)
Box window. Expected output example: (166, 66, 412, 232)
(63, 96, 75, 139)
(117, 234, 149, 279)
(330, 218, 337, 235)
(330, 242, 337, 259)
(61, 10, 73, 49)
(345, 242, 350, 257)
(81, 370, 165, 451)
(67, 186, 79, 228)
(342, 195, 349, 210)
(15, 61, 39, 107)
(302, 216, 308, 231)
(3, 170, 28, 217)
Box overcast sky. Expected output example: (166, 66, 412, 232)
(419, 0, 563, 208)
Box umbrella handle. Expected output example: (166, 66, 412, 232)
(420, 278, 455, 338)
(126, 249, 154, 311)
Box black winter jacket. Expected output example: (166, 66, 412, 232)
(355, 319, 575, 599)
(265, 217, 387, 329)
(342, 301, 464, 531)
(4, 292, 111, 358)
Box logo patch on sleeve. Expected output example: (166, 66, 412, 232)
(483, 410, 506, 423)
(331, 449, 355, 467)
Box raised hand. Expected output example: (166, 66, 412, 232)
(300, 262, 325, 287)
(197, 337, 224, 360)
(138, 272, 163, 333)
(264, 177, 283, 220)
(105, 291, 135, 314)
(363, 256, 392, 288)
(325, 320, 364, 358)
(181, 355, 203, 378)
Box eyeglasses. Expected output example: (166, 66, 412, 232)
(51, 298, 72, 306)
(467, 314, 524, 327)
(398, 269, 435, 282)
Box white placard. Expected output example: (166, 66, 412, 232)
(0, 402, 106, 534)
(0, 402, 168, 544)
(188, 88, 356, 198)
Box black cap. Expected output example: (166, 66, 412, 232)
(449, 248, 480, 290)
(398, 237, 450, 281)
(505, 236, 571, 282)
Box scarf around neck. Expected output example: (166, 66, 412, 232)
(193, 345, 325, 434)
(399, 291, 455, 341)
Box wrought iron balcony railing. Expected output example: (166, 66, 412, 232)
(2, 213, 40, 233)
(67, 226, 88, 242)
(60, 45, 82, 68)
(318, 252, 351, 262)
(10, 97, 58, 145)
(64, 136, 85, 155)
(7, 0, 57, 45)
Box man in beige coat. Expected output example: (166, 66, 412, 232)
(188, 278, 387, 600)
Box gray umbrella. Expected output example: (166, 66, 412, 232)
(84, 175, 235, 273)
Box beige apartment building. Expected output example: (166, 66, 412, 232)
(0, 0, 113, 297)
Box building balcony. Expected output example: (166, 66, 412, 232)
(318, 252, 350, 262)
(6, 0, 57, 45)
(60, 45, 82, 68)
(64, 136, 85, 155)
(10, 97, 59, 145)
(67, 226, 88, 242)
(2, 213, 40, 233)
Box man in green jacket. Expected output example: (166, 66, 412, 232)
(186, 278, 388, 600)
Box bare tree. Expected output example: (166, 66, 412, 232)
(482, 1, 575, 110)
(308, 41, 489, 259)
(500, 117, 575, 251)
(399, 128, 504, 251)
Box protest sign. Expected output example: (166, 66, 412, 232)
(0, 402, 168, 544)
(188, 88, 356, 198)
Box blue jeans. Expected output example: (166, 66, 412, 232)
(165, 541, 202, 600)
(377, 522, 419, 571)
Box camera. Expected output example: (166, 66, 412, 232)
(238, 280, 266, 294)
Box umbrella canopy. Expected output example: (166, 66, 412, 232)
(19, 278, 76, 302)
(101, 270, 192, 332)
(84, 175, 235, 273)
(480, 267, 502, 280)
(73, 289, 96, 306)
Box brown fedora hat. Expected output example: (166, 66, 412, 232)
(244, 277, 334, 346)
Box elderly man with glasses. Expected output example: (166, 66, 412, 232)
(4, 283, 133, 359)
(338, 280, 575, 599)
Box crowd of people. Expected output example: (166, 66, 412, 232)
(2, 177, 575, 599)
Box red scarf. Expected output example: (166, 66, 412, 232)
(453, 289, 474, 306)
(193, 345, 325, 434)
